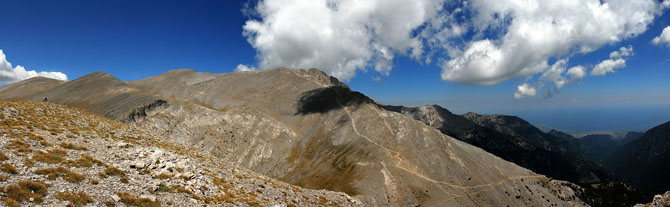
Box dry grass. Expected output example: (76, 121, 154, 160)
(155, 173, 173, 180)
(102, 166, 125, 177)
(0, 175, 7, 182)
(0, 152, 8, 161)
(168, 185, 204, 201)
(59, 142, 88, 151)
(31, 148, 68, 164)
(67, 155, 106, 168)
(116, 192, 161, 207)
(3, 198, 20, 207)
(3, 180, 49, 204)
(54, 191, 94, 207)
(39, 140, 53, 147)
(0, 162, 18, 174)
(35, 167, 85, 183)
(4, 140, 29, 150)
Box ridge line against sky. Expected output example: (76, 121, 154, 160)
(1, 0, 670, 132)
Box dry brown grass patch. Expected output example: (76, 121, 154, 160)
(31, 148, 68, 164)
(2, 198, 20, 207)
(3, 180, 49, 204)
(0, 152, 8, 161)
(35, 166, 85, 183)
(67, 155, 106, 168)
(59, 142, 88, 151)
(0, 163, 18, 174)
(155, 173, 173, 179)
(116, 192, 161, 207)
(103, 166, 125, 177)
(54, 191, 94, 207)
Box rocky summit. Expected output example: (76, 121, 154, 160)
(0, 68, 588, 206)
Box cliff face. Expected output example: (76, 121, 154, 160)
(0, 68, 587, 206)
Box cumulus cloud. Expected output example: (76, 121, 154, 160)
(440, 0, 661, 85)
(235, 64, 256, 72)
(591, 46, 633, 76)
(567, 66, 586, 80)
(592, 58, 626, 76)
(514, 83, 536, 99)
(652, 26, 670, 47)
(243, 0, 445, 81)
(243, 0, 666, 97)
(0, 50, 67, 84)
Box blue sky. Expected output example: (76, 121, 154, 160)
(1, 0, 670, 132)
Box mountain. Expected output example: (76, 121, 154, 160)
(0, 100, 361, 206)
(0, 68, 587, 206)
(549, 129, 575, 140)
(383, 104, 611, 184)
(547, 130, 645, 169)
(463, 113, 576, 153)
(620, 132, 644, 146)
(384, 105, 650, 207)
(574, 134, 619, 165)
(608, 121, 670, 195)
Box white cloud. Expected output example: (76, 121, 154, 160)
(0, 50, 67, 84)
(567, 66, 586, 80)
(243, 0, 666, 98)
(514, 83, 536, 99)
(652, 26, 670, 47)
(243, 0, 445, 81)
(441, 0, 662, 85)
(371, 76, 382, 82)
(540, 59, 568, 90)
(591, 46, 634, 76)
(609, 46, 633, 59)
(591, 58, 626, 76)
(235, 64, 256, 72)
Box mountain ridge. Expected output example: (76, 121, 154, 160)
(0, 68, 587, 206)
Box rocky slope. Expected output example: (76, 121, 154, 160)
(384, 104, 649, 207)
(608, 121, 670, 195)
(547, 130, 644, 168)
(635, 191, 670, 207)
(383, 105, 611, 184)
(0, 68, 587, 206)
(0, 100, 361, 206)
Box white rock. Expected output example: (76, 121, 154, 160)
(111, 194, 121, 202)
(132, 161, 145, 169)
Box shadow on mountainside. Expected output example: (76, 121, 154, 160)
(295, 86, 375, 115)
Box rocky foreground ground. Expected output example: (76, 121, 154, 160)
(635, 191, 670, 207)
(0, 100, 362, 206)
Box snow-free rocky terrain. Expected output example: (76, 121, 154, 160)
(0, 68, 588, 206)
(0, 101, 361, 206)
